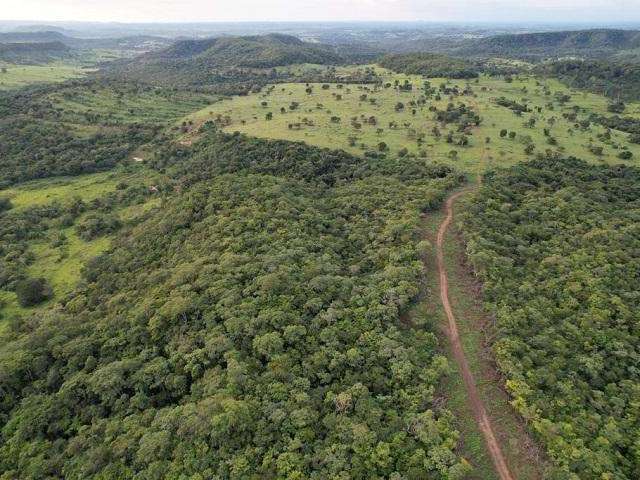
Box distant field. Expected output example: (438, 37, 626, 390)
(0, 62, 87, 89)
(185, 65, 640, 176)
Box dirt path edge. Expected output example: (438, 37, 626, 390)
(436, 191, 514, 480)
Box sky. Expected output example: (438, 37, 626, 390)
(3, 0, 640, 24)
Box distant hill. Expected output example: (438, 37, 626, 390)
(0, 30, 171, 52)
(0, 31, 70, 44)
(454, 29, 640, 60)
(141, 33, 343, 68)
(110, 33, 347, 86)
(0, 41, 72, 64)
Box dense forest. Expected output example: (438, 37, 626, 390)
(0, 116, 156, 185)
(463, 157, 640, 479)
(378, 53, 478, 79)
(0, 127, 471, 479)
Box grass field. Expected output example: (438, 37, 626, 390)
(47, 85, 219, 125)
(0, 165, 162, 321)
(185, 66, 640, 177)
(0, 62, 88, 90)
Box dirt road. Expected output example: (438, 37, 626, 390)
(436, 191, 514, 480)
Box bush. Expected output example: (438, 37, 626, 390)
(0, 197, 12, 213)
(75, 214, 122, 241)
(15, 277, 53, 307)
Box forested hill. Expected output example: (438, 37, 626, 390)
(109, 34, 347, 86)
(455, 28, 640, 60)
(0, 30, 171, 52)
(0, 41, 72, 64)
(0, 30, 70, 44)
(0, 128, 469, 478)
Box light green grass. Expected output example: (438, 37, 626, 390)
(0, 165, 154, 210)
(185, 67, 640, 176)
(0, 62, 87, 90)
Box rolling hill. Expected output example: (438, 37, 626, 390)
(0, 30, 171, 53)
(454, 28, 640, 60)
(109, 33, 348, 86)
(0, 41, 72, 64)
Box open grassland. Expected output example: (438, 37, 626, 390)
(186, 66, 640, 177)
(1, 168, 140, 210)
(0, 62, 87, 90)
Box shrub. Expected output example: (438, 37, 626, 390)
(76, 214, 122, 241)
(0, 197, 12, 213)
(15, 277, 53, 307)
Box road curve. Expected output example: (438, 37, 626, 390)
(436, 191, 515, 480)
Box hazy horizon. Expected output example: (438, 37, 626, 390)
(2, 0, 639, 24)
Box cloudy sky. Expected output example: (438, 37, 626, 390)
(3, 0, 639, 23)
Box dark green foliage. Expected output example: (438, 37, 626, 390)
(495, 96, 530, 114)
(378, 53, 479, 79)
(0, 132, 467, 479)
(0, 116, 157, 186)
(0, 41, 71, 64)
(589, 113, 640, 135)
(464, 158, 640, 479)
(433, 103, 481, 129)
(608, 101, 626, 113)
(75, 213, 122, 240)
(15, 277, 52, 307)
(538, 60, 640, 101)
(0, 197, 12, 213)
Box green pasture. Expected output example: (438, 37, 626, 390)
(186, 66, 640, 177)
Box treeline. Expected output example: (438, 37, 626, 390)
(0, 116, 157, 186)
(463, 157, 640, 479)
(0, 129, 470, 479)
(378, 53, 479, 79)
(537, 59, 640, 101)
